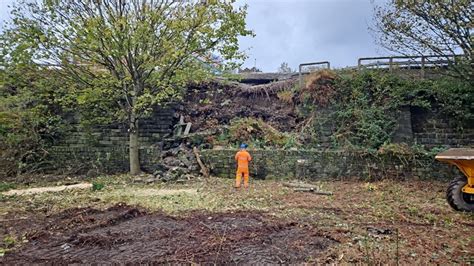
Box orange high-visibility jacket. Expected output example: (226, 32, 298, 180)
(235, 150, 252, 168)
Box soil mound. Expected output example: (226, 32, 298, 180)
(179, 80, 300, 133)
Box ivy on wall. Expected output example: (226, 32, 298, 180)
(299, 69, 473, 149)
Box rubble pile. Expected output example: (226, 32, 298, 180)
(135, 144, 202, 183)
(155, 143, 201, 182)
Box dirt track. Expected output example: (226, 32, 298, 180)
(2, 204, 335, 264)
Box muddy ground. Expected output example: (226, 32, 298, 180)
(2, 205, 334, 264)
(1, 177, 473, 264)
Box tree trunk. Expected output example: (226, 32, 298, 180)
(129, 115, 141, 175)
(129, 81, 143, 175)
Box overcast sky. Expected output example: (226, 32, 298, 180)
(0, 0, 389, 72)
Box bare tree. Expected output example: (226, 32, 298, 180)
(372, 0, 472, 81)
(277, 62, 293, 73)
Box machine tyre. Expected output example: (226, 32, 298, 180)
(446, 176, 474, 212)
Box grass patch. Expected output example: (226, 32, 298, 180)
(92, 182, 105, 191)
(0, 183, 16, 192)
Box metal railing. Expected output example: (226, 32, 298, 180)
(298, 61, 331, 88)
(297, 54, 463, 85)
(357, 54, 463, 77)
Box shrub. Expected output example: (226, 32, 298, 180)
(227, 118, 299, 148)
(92, 182, 105, 191)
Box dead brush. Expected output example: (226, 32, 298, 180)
(299, 69, 337, 107)
(277, 90, 295, 105)
(228, 117, 292, 147)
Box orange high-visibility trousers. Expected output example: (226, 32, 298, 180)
(235, 167, 249, 188)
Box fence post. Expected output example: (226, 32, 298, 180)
(389, 57, 393, 72)
(298, 64, 303, 89)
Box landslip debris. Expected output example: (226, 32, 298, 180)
(178, 79, 300, 134)
(135, 143, 203, 183)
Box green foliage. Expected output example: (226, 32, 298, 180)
(307, 70, 474, 149)
(227, 118, 299, 149)
(3, 236, 15, 248)
(0, 65, 77, 175)
(92, 182, 105, 191)
(0, 182, 16, 192)
(1, 0, 253, 173)
(331, 71, 399, 148)
(2, 0, 253, 117)
(75, 73, 124, 128)
(0, 61, 137, 175)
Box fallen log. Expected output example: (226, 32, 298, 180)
(2, 183, 93, 196)
(293, 187, 333, 195)
(282, 182, 318, 189)
(237, 79, 298, 98)
(282, 182, 333, 195)
(211, 78, 298, 97)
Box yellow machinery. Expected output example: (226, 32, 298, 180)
(436, 148, 474, 212)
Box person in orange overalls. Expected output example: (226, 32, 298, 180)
(235, 143, 252, 188)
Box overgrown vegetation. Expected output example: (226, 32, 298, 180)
(0, 66, 73, 176)
(1, 66, 472, 175)
(0, 64, 125, 176)
(296, 69, 473, 149)
(216, 117, 299, 149)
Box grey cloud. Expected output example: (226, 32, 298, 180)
(237, 0, 388, 71)
(0, 0, 388, 71)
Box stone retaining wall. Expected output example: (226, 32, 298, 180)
(48, 146, 162, 174)
(311, 107, 474, 148)
(46, 107, 175, 174)
(44, 92, 472, 176)
(200, 149, 458, 181)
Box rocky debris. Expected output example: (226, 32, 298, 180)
(151, 143, 202, 182)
